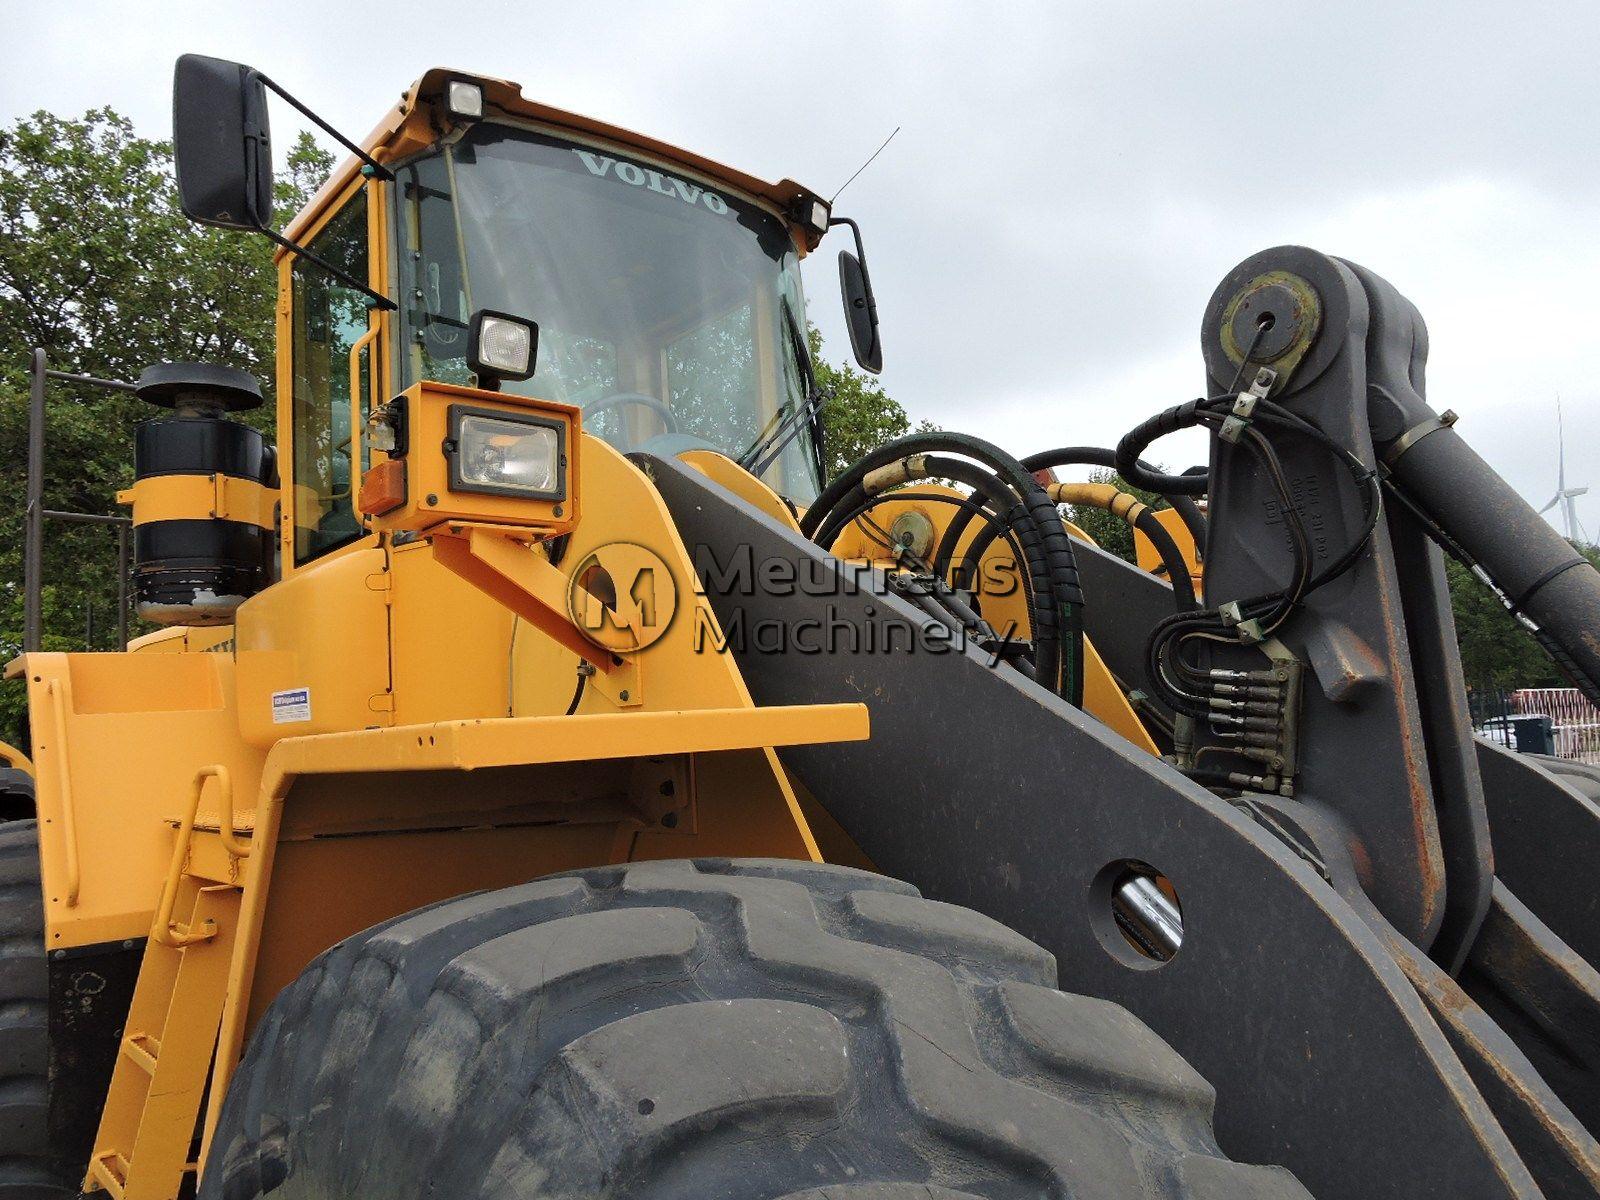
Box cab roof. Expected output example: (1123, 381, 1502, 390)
(280, 67, 827, 256)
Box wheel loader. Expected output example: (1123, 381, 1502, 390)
(5, 51, 1600, 1200)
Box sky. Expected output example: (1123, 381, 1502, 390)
(4, 0, 1598, 537)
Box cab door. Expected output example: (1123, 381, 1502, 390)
(234, 180, 394, 745)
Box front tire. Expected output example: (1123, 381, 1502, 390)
(204, 858, 1307, 1200)
(0, 821, 68, 1199)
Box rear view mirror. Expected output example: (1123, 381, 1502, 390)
(839, 250, 882, 374)
(168, 53, 396, 310)
(173, 54, 272, 230)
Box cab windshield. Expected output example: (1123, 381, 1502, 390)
(395, 124, 822, 502)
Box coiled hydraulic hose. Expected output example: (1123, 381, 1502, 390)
(1045, 481, 1197, 611)
(937, 447, 1206, 613)
(1024, 447, 1207, 548)
(1113, 403, 1216, 496)
(810, 454, 1045, 649)
(803, 431, 1084, 705)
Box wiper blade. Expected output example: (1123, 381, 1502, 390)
(737, 297, 826, 477)
(743, 387, 830, 479)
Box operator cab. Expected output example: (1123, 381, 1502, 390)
(397, 124, 817, 498)
(172, 58, 882, 569)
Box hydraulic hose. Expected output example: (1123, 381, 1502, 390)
(812, 457, 1016, 566)
(1046, 482, 1197, 611)
(822, 453, 1058, 692)
(1021, 446, 1208, 549)
(941, 448, 1203, 616)
(1115, 401, 1211, 494)
(809, 455, 1045, 661)
(826, 489, 1017, 559)
(804, 432, 1084, 704)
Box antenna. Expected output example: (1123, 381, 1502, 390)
(830, 126, 901, 205)
(1538, 394, 1589, 542)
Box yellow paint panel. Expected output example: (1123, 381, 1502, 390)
(233, 546, 393, 746)
(127, 625, 235, 655)
(679, 448, 801, 530)
(19, 652, 263, 950)
(119, 473, 276, 530)
(388, 538, 516, 724)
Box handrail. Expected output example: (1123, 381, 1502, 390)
(212, 765, 251, 859)
(151, 765, 231, 948)
(346, 323, 379, 510)
(0, 739, 35, 777)
(44, 677, 81, 906)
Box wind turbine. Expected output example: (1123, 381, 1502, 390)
(1538, 396, 1589, 543)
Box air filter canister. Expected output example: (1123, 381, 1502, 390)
(122, 363, 275, 626)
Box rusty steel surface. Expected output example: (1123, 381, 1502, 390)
(643, 245, 1600, 1197)
(647, 450, 1557, 1200)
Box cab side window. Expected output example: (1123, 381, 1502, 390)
(290, 190, 371, 564)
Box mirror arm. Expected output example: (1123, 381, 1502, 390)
(257, 226, 397, 311)
(827, 215, 872, 279)
(251, 71, 394, 181)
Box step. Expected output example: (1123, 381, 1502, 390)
(86, 1150, 129, 1198)
(120, 1032, 161, 1075)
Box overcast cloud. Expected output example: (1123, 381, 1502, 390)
(5, 1, 1597, 535)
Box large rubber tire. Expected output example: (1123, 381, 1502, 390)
(0, 821, 66, 1198)
(203, 858, 1308, 1200)
(0, 771, 35, 822)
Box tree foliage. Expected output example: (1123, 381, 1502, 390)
(810, 324, 912, 481)
(0, 108, 331, 747)
(2, 105, 1583, 755)
(1447, 543, 1600, 690)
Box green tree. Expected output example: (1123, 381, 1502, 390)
(1447, 543, 1600, 691)
(0, 108, 332, 747)
(810, 324, 913, 481)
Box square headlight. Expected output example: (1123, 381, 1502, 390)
(467, 310, 538, 382)
(803, 197, 830, 236)
(446, 79, 485, 121)
(447, 405, 566, 500)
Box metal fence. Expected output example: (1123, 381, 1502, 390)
(1469, 685, 1600, 763)
(1512, 687, 1600, 764)
(23, 348, 137, 652)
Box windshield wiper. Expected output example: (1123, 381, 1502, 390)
(737, 297, 827, 478)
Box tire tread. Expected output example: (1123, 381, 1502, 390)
(205, 858, 1307, 1200)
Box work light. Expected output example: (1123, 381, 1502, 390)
(798, 197, 830, 237)
(446, 79, 484, 121)
(448, 405, 566, 500)
(467, 310, 538, 383)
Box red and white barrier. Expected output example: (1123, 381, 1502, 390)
(1512, 688, 1600, 765)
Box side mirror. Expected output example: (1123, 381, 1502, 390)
(173, 54, 273, 230)
(838, 248, 882, 375)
